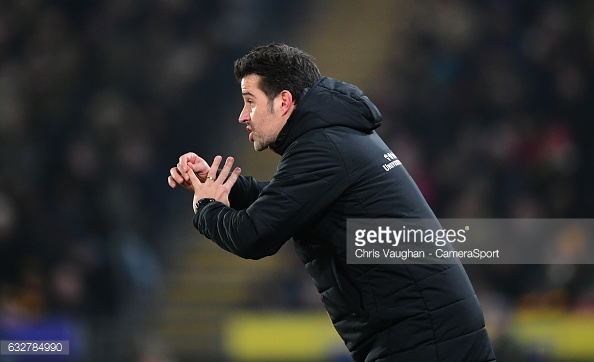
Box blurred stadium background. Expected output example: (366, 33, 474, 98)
(1, 0, 594, 361)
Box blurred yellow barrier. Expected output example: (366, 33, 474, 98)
(510, 309, 594, 359)
(222, 311, 348, 361)
(223, 308, 594, 361)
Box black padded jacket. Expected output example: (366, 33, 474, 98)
(194, 77, 496, 362)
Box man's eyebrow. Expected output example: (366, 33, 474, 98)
(241, 91, 254, 97)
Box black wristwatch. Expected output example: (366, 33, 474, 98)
(195, 198, 217, 214)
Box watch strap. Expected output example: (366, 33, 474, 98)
(195, 198, 217, 214)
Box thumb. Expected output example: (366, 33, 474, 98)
(190, 160, 210, 180)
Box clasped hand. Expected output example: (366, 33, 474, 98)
(168, 152, 241, 212)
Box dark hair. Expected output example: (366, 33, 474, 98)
(234, 43, 321, 106)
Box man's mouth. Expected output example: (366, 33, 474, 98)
(247, 126, 253, 142)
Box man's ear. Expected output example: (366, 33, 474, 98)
(279, 90, 295, 116)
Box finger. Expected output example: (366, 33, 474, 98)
(217, 157, 235, 184)
(187, 165, 202, 188)
(207, 155, 223, 180)
(176, 156, 191, 181)
(178, 154, 189, 172)
(177, 153, 210, 179)
(178, 152, 199, 175)
(223, 167, 241, 188)
(187, 162, 194, 171)
(170, 167, 185, 184)
(191, 158, 211, 181)
(168, 176, 177, 188)
(189, 156, 206, 171)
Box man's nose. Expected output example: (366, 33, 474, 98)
(238, 108, 250, 123)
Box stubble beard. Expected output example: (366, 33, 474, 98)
(253, 101, 277, 152)
(254, 135, 275, 152)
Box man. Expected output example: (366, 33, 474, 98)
(168, 43, 496, 361)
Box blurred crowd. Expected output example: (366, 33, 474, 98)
(371, 0, 593, 292)
(1, 0, 594, 361)
(0, 0, 303, 361)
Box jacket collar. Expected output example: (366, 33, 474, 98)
(270, 77, 382, 155)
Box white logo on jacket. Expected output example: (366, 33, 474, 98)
(382, 151, 401, 171)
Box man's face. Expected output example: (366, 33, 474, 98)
(239, 74, 287, 151)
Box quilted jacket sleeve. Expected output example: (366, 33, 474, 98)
(228, 175, 269, 211)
